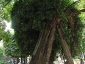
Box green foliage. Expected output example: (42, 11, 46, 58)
(2, 31, 13, 45)
(75, 0, 85, 9)
(81, 30, 85, 51)
(0, 48, 3, 59)
(11, 0, 73, 29)
(0, 0, 14, 47)
(3, 2, 13, 21)
(11, 0, 85, 60)
(0, 0, 13, 21)
(0, 21, 5, 40)
(0, 60, 10, 64)
(61, 6, 84, 57)
(4, 37, 20, 57)
(0, 22, 13, 46)
(70, 14, 84, 57)
(75, 0, 85, 22)
(11, 0, 74, 56)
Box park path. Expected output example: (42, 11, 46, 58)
(53, 59, 80, 64)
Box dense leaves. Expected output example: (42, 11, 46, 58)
(11, 0, 85, 61)
(4, 39, 20, 57)
(0, 21, 5, 40)
(0, 0, 13, 21)
(0, 60, 10, 64)
(11, 0, 74, 56)
(0, 48, 3, 59)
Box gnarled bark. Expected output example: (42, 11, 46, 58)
(30, 17, 74, 64)
(30, 19, 57, 64)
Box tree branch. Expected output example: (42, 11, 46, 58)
(4, 0, 11, 7)
(69, 9, 85, 16)
(64, 1, 79, 14)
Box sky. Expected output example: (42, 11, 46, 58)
(74, 0, 78, 1)
(4, 20, 14, 34)
(0, 40, 3, 47)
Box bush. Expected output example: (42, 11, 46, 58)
(0, 60, 10, 64)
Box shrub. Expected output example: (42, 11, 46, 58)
(0, 60, 10, 64)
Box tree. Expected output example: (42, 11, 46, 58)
(0, 0, 14, 42)
(11, 0, 85, 64)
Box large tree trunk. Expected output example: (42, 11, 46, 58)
(56, 25, 74, 64)
(30, 20, 57, 64)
